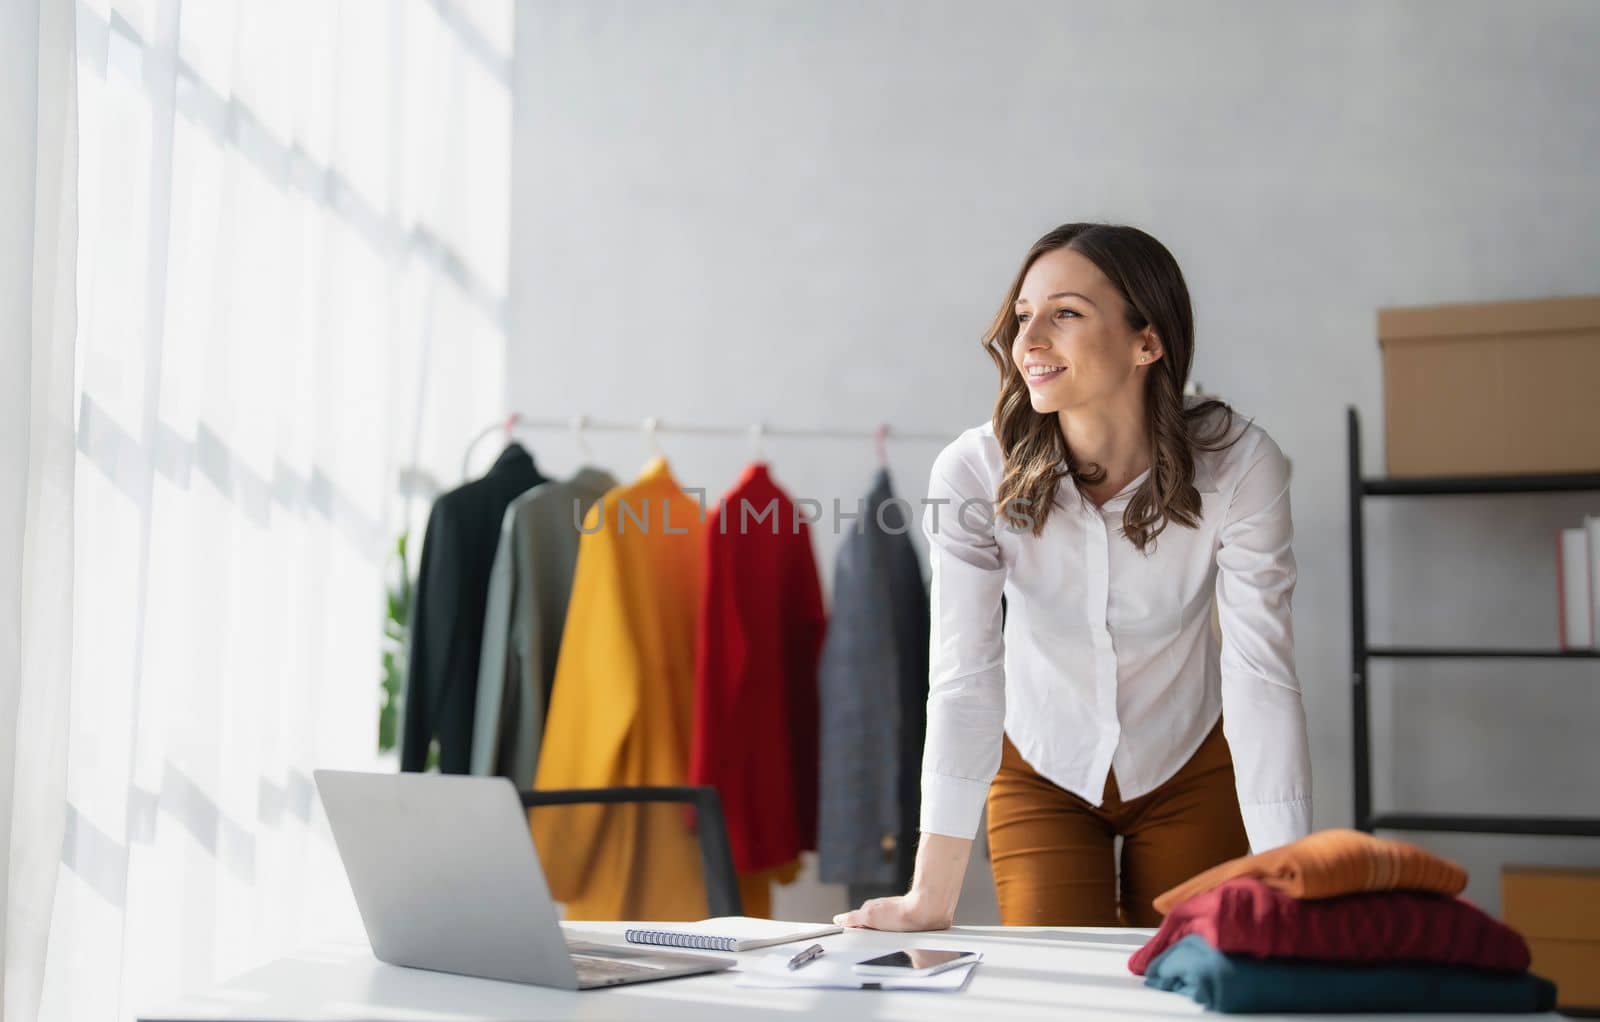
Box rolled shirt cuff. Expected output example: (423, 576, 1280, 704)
(919, 771, 993, 839)
(1240, 797, 1312, 855)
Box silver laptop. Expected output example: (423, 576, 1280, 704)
(313, 769, 734, 990)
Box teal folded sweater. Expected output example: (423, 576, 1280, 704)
(1145, 935, 1557, 1014)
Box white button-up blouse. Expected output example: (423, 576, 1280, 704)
(919, 415, 1312, 855)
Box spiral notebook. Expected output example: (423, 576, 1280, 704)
(624, 917, 842, 952)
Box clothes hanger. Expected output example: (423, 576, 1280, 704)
(874, 423, 889, 467)
(500, 413, 533, 463)
(748, 421, 767, 463)
(570, 414, 593, 462)
(642, 417, 664, 458)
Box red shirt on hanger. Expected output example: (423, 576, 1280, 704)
(690, 463, 826, 874)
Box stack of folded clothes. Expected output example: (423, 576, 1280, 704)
(1130, 829, 1558, 1014)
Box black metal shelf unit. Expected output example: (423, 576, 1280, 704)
(1346, 406, 1600, 839)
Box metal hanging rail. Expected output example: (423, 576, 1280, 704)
(461, 413, 957, 479)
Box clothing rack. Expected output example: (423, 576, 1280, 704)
(462, 414, 956, 479)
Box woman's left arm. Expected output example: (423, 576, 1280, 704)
(1215, 429, 1313, 853)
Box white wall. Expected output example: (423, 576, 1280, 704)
(509, 0, 1600, 921)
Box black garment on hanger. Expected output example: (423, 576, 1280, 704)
(401, 443, 545, 773)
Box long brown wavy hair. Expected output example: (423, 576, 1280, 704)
(988, 223, 1245, 553)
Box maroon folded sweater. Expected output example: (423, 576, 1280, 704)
(1129, 877, 1531, 976)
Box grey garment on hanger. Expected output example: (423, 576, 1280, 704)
(816, 468, 930, 890)
(470, 466, 617, 787)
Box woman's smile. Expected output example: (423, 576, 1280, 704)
(1023, 361, 1068, 386)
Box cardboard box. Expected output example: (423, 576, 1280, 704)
(1378, 296, 1600, 477)
(1501, 865, 1600, 1010)
(1524, 939, 1600, 1009)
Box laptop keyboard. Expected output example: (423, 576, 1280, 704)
(569, 951, 670, 985)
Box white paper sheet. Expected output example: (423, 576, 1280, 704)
(732, 949, 980, 991)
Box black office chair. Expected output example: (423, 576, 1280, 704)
(519, 785, 743, 917)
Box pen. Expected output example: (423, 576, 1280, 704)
(786, 943, 825, 970)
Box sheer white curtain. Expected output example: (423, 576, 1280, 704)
(2, 1, 78, 1021)
(16, 1, 511, 1020)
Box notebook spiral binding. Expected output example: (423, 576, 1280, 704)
(624, 929, 738, 952)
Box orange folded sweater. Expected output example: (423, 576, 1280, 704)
(1152, 828, 1468, 916)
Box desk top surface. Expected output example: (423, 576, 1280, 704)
(139, 921, 1559, 1021)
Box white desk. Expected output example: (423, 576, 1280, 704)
(140, 922, 1561, 1021)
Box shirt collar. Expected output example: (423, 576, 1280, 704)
(1056, 460, 1219, 512)
(490, 442, 535, 475)
(564, 465, 615, 496)
(869, 466, 895, 502)
(736, 461, 772, 489)
(636, 455, 680, 489)
(1057, 468, 1146, 512)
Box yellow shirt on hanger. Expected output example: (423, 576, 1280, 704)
(530, 457, 709, 921)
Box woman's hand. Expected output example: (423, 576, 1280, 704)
(834, 890, 953, 931)
(832, 832, 974, 931)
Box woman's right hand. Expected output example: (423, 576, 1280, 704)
(832, 832, 974, 931)
(833, 890, 953, 931)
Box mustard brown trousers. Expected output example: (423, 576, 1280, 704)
(985, 718, 1248, 927)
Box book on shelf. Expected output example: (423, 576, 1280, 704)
(1588, 516, 1600, 650)
(1558, 527, 1591, 650)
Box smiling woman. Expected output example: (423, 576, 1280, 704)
(835, 222, 1313, 933)
(987, 224, 1244, 551)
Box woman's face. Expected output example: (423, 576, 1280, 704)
(1010, 246, 1161, 415)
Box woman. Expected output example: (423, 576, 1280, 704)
(836, 223, 1312, 930)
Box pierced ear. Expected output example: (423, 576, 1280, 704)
(1139, 328, 1165, 365)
